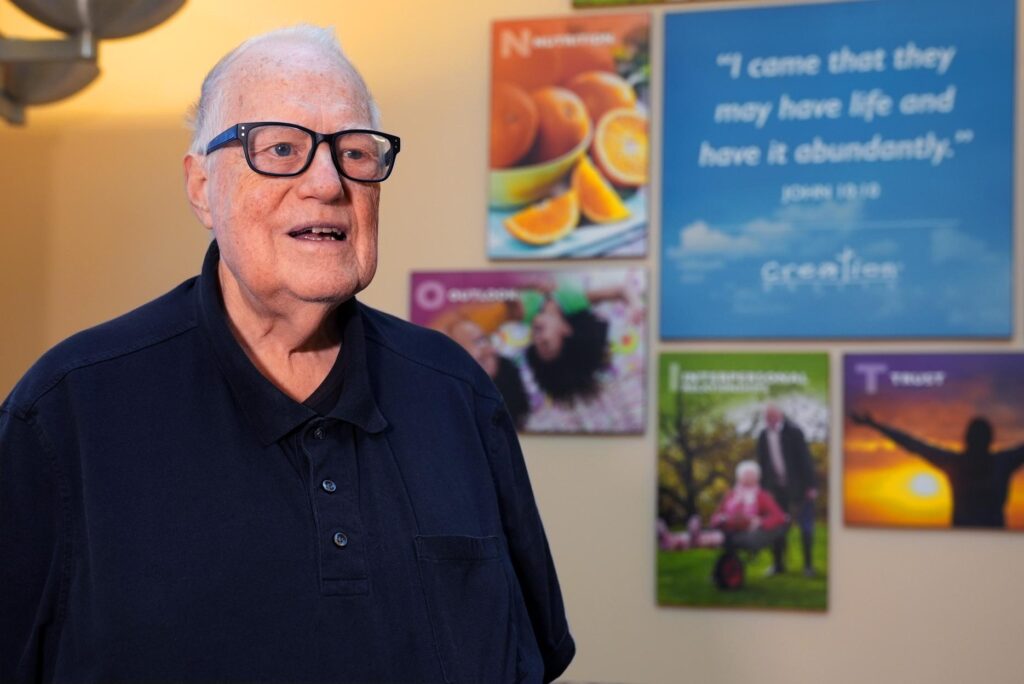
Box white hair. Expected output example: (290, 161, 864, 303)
(735, 460, 761, 482)
(186, 24, 381, 154)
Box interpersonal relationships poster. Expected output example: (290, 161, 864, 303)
(660, 0, 1014, 338)
(844, 353, 1024, 531)
(488, 14, 650, 259)
(410, 269, 646, 433)
(657, 352, 829, 611)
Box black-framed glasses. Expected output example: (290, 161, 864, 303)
(205, 122, 401, 182)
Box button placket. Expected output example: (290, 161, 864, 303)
(303, 421, 367, 589)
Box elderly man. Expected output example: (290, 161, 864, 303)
(756, 404, 818, 577)
(0, 26, 574, 683)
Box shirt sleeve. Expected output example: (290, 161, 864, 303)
(757, 490, 788, 530)
(0, 408, 69, 683)
(996, 444, 1024, 471)
(484, 406, 575, 683)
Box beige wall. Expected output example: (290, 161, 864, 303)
(2, 1, 1022, 682)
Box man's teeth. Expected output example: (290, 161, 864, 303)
(296, 227, 345, 240)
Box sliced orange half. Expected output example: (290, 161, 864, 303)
(504, 189, 579, 245)
(571, 155, 630, 224)
(593, 107, 648, 187)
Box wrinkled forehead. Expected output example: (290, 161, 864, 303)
(221, 43, 373, 126)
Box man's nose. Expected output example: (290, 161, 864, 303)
(299, 140, 345, 199)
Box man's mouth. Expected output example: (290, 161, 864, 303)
(288, 226, 348, 242)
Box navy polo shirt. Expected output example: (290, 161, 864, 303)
(0, 242, 574, 683)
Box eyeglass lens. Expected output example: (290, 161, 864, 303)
(246, 125, 394, 180)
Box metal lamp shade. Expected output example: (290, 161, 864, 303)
(3, 59, 98, 104)
(10, 0, 186, 39)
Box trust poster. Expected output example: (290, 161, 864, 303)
(488, 14, 650, 259)
(844, 353, 1024, 531)
(657, 352, 829, 611)
(410, 269, 646, 433)
(660, 0, 1014, 338)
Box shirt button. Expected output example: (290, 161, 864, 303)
(321, 479, 337, 493)
(332, 531, 349, 548)
(313, 427, 326, 440)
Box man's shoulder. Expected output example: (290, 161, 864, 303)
(357, 302, 501, 403)
(4, 278, 200, 415)
(783, 420, 806, 436)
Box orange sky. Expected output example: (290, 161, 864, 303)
(844, 429, 1024, 529)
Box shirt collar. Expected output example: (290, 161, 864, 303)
(196, 241, 387, 446)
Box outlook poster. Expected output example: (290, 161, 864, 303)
(660, 0, 1014, 339)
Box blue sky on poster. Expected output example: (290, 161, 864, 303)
(660, 0, 1014, 338)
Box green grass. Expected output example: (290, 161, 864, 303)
(657, 523, 829, 611)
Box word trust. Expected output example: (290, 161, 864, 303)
(853, 363, 947, 395)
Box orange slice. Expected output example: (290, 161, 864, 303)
(571, 155, 629, 224)
(593, 107, 648, 187)
(504, 189, 579, 245)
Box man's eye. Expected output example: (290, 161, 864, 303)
(272, 143, 294, 157)
(341, 148, 367, 160)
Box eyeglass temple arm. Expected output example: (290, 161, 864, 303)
(205, 125, 242, 155)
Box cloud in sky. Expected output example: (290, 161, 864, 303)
(673, 220, 760, 254)
(669, 200, 866, 260)
(930, 226, 998, 265)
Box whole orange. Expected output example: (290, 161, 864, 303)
(490, 82, 540, 168)
(529, 87, 592, 163)
(566, 71, 637, 126)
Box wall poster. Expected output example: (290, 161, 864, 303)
(844, 353, 1024, 531)
(488, 14, 650, 259)
(410, 269, 646, 434)
(657, 352, 829, 611)
(660, 0, 1014, 338)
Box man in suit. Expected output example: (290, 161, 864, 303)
(757, 404, 818, 576)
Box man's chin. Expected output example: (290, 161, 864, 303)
(298, 289, 358, 305)
(297, 280, 369, 305)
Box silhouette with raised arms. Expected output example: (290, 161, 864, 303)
(850, 412, 1024, 527)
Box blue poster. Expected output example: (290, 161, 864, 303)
(660, 0, 1014, 338)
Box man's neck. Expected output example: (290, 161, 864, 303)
(218, 263, 342, 402)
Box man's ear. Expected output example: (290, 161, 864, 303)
(184, 153, 214, 230)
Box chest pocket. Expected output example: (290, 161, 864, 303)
(415, 535, 518, 683)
